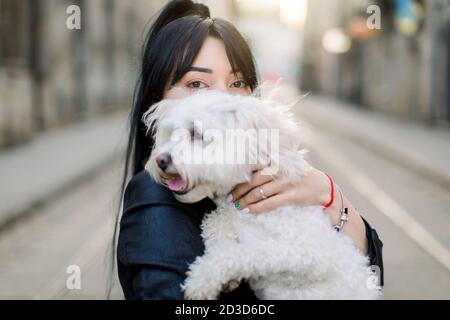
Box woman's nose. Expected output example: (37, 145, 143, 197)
(213, 83, 229, 94)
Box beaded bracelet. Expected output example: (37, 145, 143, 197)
(333, 185, 349, 232)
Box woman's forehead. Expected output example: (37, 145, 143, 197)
(189, 37, 234, 73)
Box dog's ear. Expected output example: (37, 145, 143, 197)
(142, 89, 195, 138)
(142, 99, 173, 138)
(257, 133, 311, 181)
(256, 99, 311, 180)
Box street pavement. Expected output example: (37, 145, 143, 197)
(0, 110, 128, 227)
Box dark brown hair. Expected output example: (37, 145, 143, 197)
(107, 0, 259, 298)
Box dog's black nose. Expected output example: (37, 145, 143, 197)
(156, 153, 172, 171)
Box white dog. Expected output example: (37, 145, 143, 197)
(143, 89, 380, 300)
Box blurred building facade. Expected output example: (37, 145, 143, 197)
(0, 0, 165, 148)
(230, 0, 306, 86)
(301, 0, 450, 126)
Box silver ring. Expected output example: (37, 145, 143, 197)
(259, 187, 268, 200)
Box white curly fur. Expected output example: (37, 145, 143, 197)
(143, 89, 381, 300)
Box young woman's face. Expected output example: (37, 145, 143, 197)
(164, 36, 252, 99)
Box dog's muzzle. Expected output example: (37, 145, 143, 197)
(159, 172, 190, 194)
(156, 153, 172, 171)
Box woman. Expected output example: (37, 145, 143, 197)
(114, 0, 383, 300)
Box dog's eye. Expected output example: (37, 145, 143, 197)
(188, 128, 202, 141)
(188, 126, 204, 140)
(193, 129, 203, 140)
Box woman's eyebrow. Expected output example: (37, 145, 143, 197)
(187, 66, 242, 75)
(187, 66, 213, 74)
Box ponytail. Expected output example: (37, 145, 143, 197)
(148, 0, 210, 43)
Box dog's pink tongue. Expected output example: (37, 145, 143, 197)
(167, 177, 187, 192)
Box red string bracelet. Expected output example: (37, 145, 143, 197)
(323, 173, 335, 209)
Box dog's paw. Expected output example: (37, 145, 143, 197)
(182, 278, 242, 300)
(222, 279, 241, 293)
(181, 277, 223, 300)
(182, 283, 221, 300)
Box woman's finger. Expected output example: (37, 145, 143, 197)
(230, 170, 275, 202)
(238, 178, 290, 209)
(245, 192, 294, 214)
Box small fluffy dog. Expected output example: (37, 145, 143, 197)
(143, 89, 380, 300)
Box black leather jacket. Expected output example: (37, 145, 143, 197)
(117, 170, 384, 300)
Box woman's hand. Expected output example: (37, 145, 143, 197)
(229, 167, 331, 213)
(229, 166, 369, 254)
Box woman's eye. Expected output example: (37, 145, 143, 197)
(231, 80, 248, 89)
(187, 81, 208, 89)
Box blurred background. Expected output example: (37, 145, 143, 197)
(0, 0, 449, 299)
